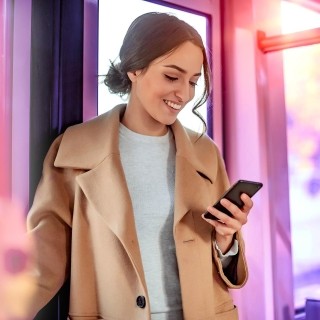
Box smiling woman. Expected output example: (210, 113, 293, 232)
(26, 10, 254, 320)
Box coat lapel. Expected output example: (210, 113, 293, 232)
(170, 121, 216, 228)
(54, 104, 147, 288)
(75, 154, 147, 288)
(170, 122, 221, 318)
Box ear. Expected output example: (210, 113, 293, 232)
(127, 70, 142, 82)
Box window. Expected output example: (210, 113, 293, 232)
(281, 0, 320, 310)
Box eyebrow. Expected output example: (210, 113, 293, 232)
(164, 64, 201, 77)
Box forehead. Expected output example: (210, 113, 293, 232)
(151, 41, 204, 74)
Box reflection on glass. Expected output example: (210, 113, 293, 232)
(281, 0, 320, 309)
(98, 0, 208, 133)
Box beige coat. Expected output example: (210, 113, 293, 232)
(27, 104, 248, 320)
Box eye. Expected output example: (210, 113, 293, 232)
(164, 74, 178, 82)
(189, 81, 197, 88)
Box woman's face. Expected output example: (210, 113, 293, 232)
(125, 41, 203, 135)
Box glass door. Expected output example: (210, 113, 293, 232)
(281, 0, 320, 310)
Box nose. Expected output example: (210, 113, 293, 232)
(175, 82, 193, 103)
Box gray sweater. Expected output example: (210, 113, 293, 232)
(119, 124, 182, 319)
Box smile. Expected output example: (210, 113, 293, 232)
(164, 99, 182, 110)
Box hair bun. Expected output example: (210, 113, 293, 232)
(104, 61, 131, 96)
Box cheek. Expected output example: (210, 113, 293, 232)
(137, 77, 167, 101)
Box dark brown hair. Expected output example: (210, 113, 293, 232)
(104, 12, 211, 133)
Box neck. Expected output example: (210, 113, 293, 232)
(121, 104, 168, 136)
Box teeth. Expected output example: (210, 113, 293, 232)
(164, 99, 182, 110)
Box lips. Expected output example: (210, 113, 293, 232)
(164, 99, 182, 110)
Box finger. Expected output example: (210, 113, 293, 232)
(203, 206, 241, 229)
(202, 209, 243, 237)
(201, 211, 220, 228)
(214, 222, 238, 237)
(201, 214, 235, 235)
(204, 206, 231, 224)
(240, 193, 253, 213)
(219, 199, 248, 225)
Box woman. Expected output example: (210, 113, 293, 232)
(27, 12, 252, 320)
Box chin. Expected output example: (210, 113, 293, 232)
(164, 119, 176, 126)
(160, 115, 178, 126)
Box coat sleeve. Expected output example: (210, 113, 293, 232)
(212, 231, 248, 288)
(210, 143, 249, 289)
(26, 134, 76, 317)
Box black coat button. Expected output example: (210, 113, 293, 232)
(136, 295, 146, 308)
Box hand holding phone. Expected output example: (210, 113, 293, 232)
(204, 179, 263, 220)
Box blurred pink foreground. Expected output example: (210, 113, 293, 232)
(0, 199, 35, 320)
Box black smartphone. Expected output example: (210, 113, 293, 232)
(204, 179, 263, 220)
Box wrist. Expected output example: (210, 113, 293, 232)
(215, 234, 234, 254)
(215, 239, 239, 265)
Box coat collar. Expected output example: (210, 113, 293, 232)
(54, 104, 123, 170)
(54, 104, 214, 184)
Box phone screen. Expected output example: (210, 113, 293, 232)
(204, 179, 263, 220)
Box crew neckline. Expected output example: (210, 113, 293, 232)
(119, 123, 172, 144)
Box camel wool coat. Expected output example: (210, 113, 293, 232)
(27, 104, 248, 320)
